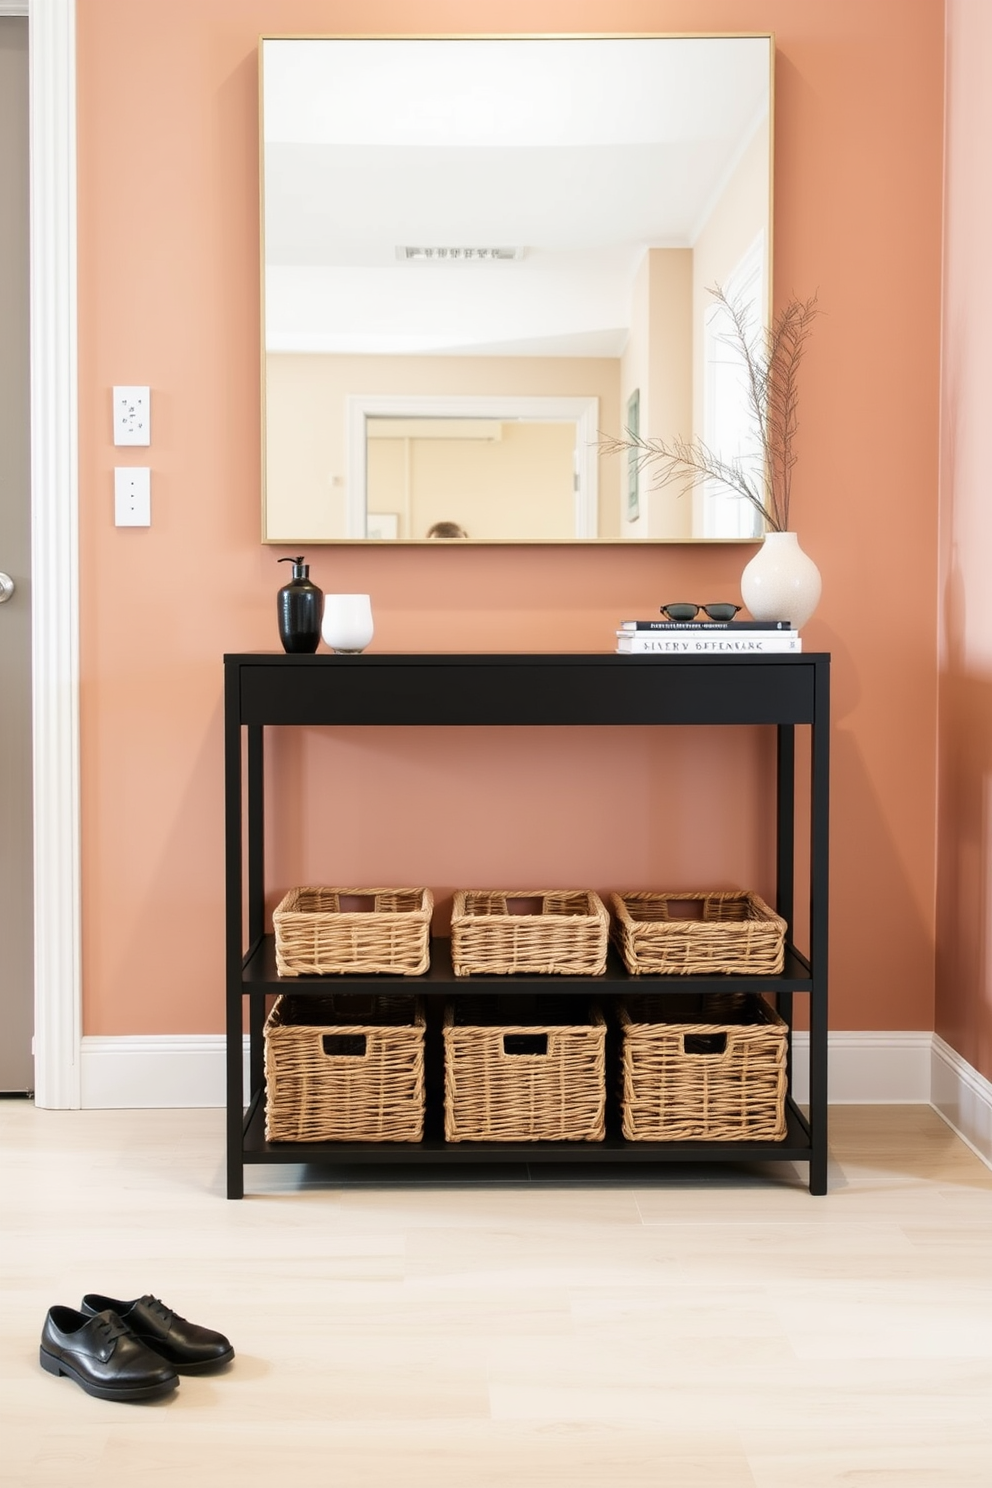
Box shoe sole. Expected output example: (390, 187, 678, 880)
(39, 1347, 178, 1401)
(171, 1346, 235, 1374)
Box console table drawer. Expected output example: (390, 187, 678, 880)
(235, 656, 817, 728)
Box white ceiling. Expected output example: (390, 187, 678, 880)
(262, 37, 771, 357)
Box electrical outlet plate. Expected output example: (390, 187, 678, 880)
(113, 386, 151, 446)
(114, 467, 151, 526)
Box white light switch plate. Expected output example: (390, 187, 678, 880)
(113, 386, 151, 446)
(115, 467, 151, 526)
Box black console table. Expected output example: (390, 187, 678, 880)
(225, 652, 829, 1198)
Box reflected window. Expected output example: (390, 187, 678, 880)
(701, 237, 766, 539)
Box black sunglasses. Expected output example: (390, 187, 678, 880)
(660, 603, 742, 622)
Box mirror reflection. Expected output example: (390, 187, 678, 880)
(368, 416, 577, 541)
(261, 35, 773, 543)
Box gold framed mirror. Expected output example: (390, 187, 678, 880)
(260, 34, 774, 543)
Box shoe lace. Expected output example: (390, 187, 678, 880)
(94, 1311, 134, 1344)
(140, 1294, 181, 1325)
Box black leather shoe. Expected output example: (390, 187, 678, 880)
(80, 1293, 234, 1373)
(40, 1306, 179, 1401)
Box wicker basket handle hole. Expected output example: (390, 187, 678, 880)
(682, 1033, 728, 1057)
(503, 1033, 549, 1057)
(336, 895, 377, 913)
(505, 898, 545, 917)
(322, 1034, 368, 1058)
(664, 900, 706, 921)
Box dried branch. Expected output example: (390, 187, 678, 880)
(598, 430, 772, 528)
(764, 294, 819, 528)
(601, 286, 819, 533)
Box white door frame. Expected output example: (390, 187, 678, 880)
(9, 0, 81, 1107)
(346, 394, 600, 539)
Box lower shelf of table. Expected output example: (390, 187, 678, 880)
(240, 1091, 813, 1167)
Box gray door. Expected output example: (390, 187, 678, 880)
(0, 17, 34, 1092)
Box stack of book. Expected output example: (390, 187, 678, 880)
(616, 619, 801, 654)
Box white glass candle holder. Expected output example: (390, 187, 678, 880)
(321, 593, 374, 653)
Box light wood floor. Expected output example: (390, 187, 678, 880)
(1, 1104, 990, 1487)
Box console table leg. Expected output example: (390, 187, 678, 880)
(809, 1154, 828, 1196)
(226, 1120, 244, 1200)
(776, 725, 796, 933)
(226, 978, 246, 1200)
(225, 663, 246, 1199)
(808, 661, 830, 1197)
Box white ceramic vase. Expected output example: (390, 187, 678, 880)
(740, 531, 821, 629)
(321, 593, 374, 653)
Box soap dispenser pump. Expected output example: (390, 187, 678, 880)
(276, 556, 323, 653)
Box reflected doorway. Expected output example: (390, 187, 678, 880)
(367, 417, 576, 541)
(346, 394, 599, 540)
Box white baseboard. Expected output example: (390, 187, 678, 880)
(790, 1030, 933, 1105)
(931, 1034, 992, 1168)
(80, 1030, 935, 1111)
(80, 1036, 250, 1109)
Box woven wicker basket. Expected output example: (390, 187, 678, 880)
(610, 890, 786, 975)
(619, 993, 787, 1141)
(443, 998, 606, 1141)
(450, 890, 609, 976)
(264, 993, 425, 1142)
(273, 886, 433, 976)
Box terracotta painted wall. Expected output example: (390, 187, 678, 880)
(76, 0, 944, 1038)
(936, 0, 992, 1081)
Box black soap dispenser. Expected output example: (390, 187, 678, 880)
(276, 556, 323, 653)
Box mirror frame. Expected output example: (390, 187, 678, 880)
(259, 32, 775, 545)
